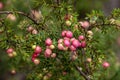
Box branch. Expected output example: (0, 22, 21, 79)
(74, 65, 91, 80)
(0, 11, 39, 25)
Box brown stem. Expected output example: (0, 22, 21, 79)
(0, 11, 39, 25)
(74, 65, 91, 80)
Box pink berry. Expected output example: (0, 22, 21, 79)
(51, 53, 57, 58)
(61, 30, 67, 37)
(70, 38, 76, 42)
(69, 45, 76, 51)
(0, 2, 3, 9)
(27, 26, 34, 32)
(81, 41, 86, 48)
(83, 21, 90, 28)
(78, 35, 85, 41)
(6, 48, 14, 54)
(32, 53, 38, 58)
(45, 38, 52, 46)
(58, 43, 64, 50)
(58, 39, 63, 44)
(66, 31, 73, 38)
(32, 29, 38, 34)
(34, 46, 42, 54)
(72, 40, 81, 48)
(63, 39, 71, 47)
(33, 58, 40, 65)
(44, 48, 52, 58)
(102, 61, 110, 68)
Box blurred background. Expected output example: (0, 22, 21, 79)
(1, 0, 120, 80)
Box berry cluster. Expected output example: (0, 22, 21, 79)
(58, 30, 86, 51)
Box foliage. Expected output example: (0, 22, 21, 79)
(0, 0, 120, 80)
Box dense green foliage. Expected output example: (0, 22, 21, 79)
(0, 0, 120, 80)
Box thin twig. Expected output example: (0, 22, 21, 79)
(74, 65, 91, 80)
(0, 11, 39, 25)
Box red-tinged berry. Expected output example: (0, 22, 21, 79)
(66, 31, 73, 38)
(45, 38, 52, 46)
(34, 46, 42, 54)
(6, 48, 14, 54)
(81, 41, 86, 48)
(78, 35, 85, 41)
(61, 30, 67, 37)
(44, 48, 52, 58)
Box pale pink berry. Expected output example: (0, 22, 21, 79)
(78, 35, 85, 41)
(70, 38, 76, 42)
(102, 61, 110, 68)
(83, 21, 90, 28)
(61, 30, 67, 37)
(69, 45, 76, 51)
(44, 48, 52, 58)
(33, 58, 40, 65)
(63, 39, 71, 47)
(27, 26, 34, 32)
(58, 44, 64, 50)
(72, 40, 81, 48)
(66, 31, 73, 38)
(58, 39, 63, 44)
(32, 29, 38, 34)
(81, 41, 86, 48)
(6, 48, 14, 54)
(45, 38, 52, 46)
(34, 46, 42, 54)
(51, 53, 57, 58)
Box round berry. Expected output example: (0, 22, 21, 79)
(34, 46, 42, 54)
(44, 48, 52, 58)
(45, 38, 52, 46)
(66, 31, 73, 38)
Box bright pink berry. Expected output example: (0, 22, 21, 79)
(6, 48, 14, 54)
(34, 46, 42, 54)
(81, 41, 86, 48)
(45, 38, 52, 46)
(63, 39, 71, 47)
(78, 35, 85, 41)
(69, 45, 76, 51)
(61, 30, 67, 37)
(70, 38, 76, 42)
(72, 40, 81, 48)
(102, 61, 110, 68)
(66, 31, 73, 38)
(44, 48, 52, 58)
